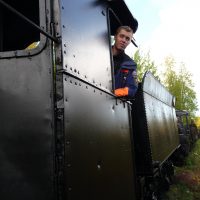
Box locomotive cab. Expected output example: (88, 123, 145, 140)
(0, 1, 139, 200)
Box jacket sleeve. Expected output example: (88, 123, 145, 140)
(114, 69, 138, 98)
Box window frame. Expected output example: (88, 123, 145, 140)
(107, 7, 137, 94)
(107, 8, 123, 93)
(0, 0, 47, 58)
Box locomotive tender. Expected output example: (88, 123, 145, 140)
(0, 0, 180, 199)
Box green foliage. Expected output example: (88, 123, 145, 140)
(166, 184, 193, 200)
(185, 140, 200, 169)
(163, 56, 198, 116)
(166, 140, 200, 200)
(133, 52, 198, 116)
(133, 49, 159, 82)
(195, 117, 200, 129)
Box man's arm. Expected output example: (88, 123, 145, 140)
(114, 60, 138, 98)
(114, 69, 138, 97)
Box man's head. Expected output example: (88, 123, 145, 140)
(113, 26, 133, 55)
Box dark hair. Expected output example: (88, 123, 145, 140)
(115, 26, 133, 35)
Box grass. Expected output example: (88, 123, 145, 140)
(165, 139, 200, 200)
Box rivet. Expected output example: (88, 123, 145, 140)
(101, 10, 105, 16)
(97, 164, 101, 169)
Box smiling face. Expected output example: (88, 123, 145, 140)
(113, 28, 133, 55)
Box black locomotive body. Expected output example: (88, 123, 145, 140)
(132, 72, 180, 198)
(132, 72, 179, 174)
(0, 0, 180, 200)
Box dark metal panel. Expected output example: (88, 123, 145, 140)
(0, 49, 55, 199)
(143, 71, 173, 106)
(144, 93, 179, 163)
(132, 72, 179, 175)
(131, 88, 153, 175)
(61, 0, 112, 91)
(142, 72, 179, 164)
(63, 75, 136, 200)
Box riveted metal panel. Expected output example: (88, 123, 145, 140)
(142, 72, 179, 164)
(63, 75, 136, 200)
(132, 72, 179, 175)
(143, 71, 173, 106)
(0, 54, 55, 200)
(0, 1, 55, 199)
(60, 0, 112, 91)
(144, 93, 179, 163)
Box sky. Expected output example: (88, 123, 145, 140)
(125, 0, 200, 116)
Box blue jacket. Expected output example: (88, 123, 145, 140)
(114, 60, 138, 98)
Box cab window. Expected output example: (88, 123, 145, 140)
(0, 0, 40, 52)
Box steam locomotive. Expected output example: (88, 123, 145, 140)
(0, 0, 182, 199)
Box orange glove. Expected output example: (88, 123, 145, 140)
(114, 87, 129, 97)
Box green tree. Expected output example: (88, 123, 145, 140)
(195, 117, 200, 129)
(133, 49, 159, 82)
(163, 57, 198, 116)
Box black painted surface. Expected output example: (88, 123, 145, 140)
(132, 72, 179, 175)
(0, 0, 139, 199)
(63, 75, 136, 200)
(0, 1, 54, 199)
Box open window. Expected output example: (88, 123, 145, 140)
(0, 0, 41, 53)
(107, 5, 138, 60)
(107, 2, 138, 93)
